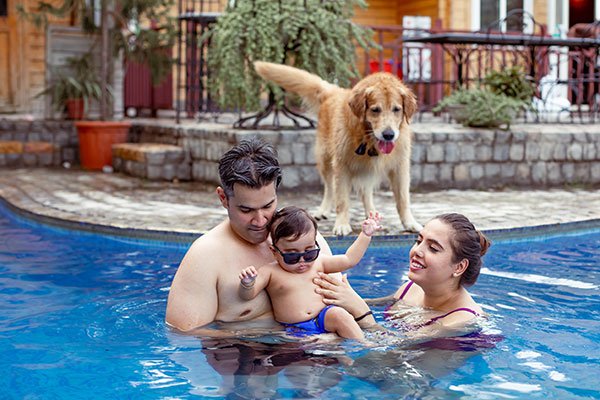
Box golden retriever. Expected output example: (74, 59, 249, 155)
(254, 61, 422, 235)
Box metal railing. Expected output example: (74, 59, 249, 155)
(365, 19, 600, 123)
(175, 3, 600, 124)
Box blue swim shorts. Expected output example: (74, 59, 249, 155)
(280, 305, 335, 336)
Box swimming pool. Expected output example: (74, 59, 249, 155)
(1, 204, 599, 399)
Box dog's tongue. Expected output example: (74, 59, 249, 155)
(378, 140, 395, 154)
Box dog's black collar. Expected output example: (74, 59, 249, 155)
(354, 142, 379, 157)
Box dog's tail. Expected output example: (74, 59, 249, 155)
(254, 61, 337, 112)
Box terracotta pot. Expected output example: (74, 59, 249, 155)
(65, 98, 85, 120)
(75, 121, 131, 170)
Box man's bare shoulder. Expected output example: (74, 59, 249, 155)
(178, 221, 233, 272)
(192, 220, 233, 246)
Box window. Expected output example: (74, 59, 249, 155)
(1, 0, 8, 17)
(476, 0, 532, 32)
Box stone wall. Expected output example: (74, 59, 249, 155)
(130, 121, 600, 190)
(410, 125, 600, 190)
(0, 119, 79, 166)
(2, 118, 599, 189)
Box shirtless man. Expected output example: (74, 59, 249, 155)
(165, 138, 331, 332)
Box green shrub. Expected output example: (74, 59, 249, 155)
(434, 67, 534, 129)
(433, 88, 525, 129)
(483, 66, 535, 102)
(204, 0, 376, 111)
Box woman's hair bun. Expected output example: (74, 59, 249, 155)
(477, 230, 491, 256)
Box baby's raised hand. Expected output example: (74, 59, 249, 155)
(239, 266, 258, 288)
(362, 212, 383, 237)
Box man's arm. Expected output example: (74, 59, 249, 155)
(165, 239, 218, 332)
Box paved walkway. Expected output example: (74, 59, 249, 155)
(1, 168, 600, 242)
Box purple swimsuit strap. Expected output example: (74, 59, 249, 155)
(398, 280, 414, 300)
(423, 307, 480, 326)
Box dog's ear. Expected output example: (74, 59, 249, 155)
(401, 86, 418, 124)
(349, 88, 367, 118)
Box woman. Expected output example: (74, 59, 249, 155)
(314, 213, 491, 335)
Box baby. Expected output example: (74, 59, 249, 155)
(238, 206, 382, 339)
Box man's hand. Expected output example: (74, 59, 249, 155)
(239, 266, 258, 288)
(361, 212, 383, 237)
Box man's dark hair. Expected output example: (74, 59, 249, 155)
(269, 206, 318, 245)
(218, 137, 282, 197)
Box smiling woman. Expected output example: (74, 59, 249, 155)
(315, 213, 491, 334)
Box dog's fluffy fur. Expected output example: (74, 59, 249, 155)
(254, 61, 422, 235)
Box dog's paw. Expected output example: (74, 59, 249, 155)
(313, 209, 329, 221)
(403, 220, 423, 233)
(332, 223, 353, 236)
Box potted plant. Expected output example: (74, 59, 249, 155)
(433, 87, 525, 129)
(483, 66, 535, 102)
(38, 53, 102, 120)
(434, 67, 534, 129)
(19, 0, 176, 169)
(204, 0, 377, 129)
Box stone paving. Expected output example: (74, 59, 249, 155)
(1, 168, 600, 242)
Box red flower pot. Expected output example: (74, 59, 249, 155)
(75, 121, 131, 170)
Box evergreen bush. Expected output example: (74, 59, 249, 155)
(204, 0, 376, 112)
(483, 66, 535, 102)
(434, 67, 534, 129)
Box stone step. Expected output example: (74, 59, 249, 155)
(0, 140, 57, 167)
(112, 142, 191, 181)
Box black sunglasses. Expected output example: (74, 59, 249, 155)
(272, 243, 321, 264)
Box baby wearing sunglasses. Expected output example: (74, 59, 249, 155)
(238, 206, 382, 339)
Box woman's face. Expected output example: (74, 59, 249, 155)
(408, 218, 458, 286)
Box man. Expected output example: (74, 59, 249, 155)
(165, 137, 331, 332)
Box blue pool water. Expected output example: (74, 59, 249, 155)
(1, 204, 599, 399)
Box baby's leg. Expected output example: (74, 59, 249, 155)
(324, 306, 364, 339)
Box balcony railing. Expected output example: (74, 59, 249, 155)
(176, 3, 600, 124)
(365, 19, 600, 123)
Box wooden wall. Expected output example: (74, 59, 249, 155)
(396, 0, 441, 25)
(0, 0, 72, 114)
(354, 0, 400, 25)
(446, 0, 472, 31)
(2, 0, 559, 116)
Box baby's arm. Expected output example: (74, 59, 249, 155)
(238, 265, 270, 300)
(321, 212, 382, 273)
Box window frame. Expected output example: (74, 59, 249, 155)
(471, 0, 534, 33)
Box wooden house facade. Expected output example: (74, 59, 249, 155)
(1, 0, 599, 116)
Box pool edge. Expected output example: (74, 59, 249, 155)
(2, 194, 600, 245)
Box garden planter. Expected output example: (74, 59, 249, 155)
(445, 104, 468, 123)
(75, 121, 131, 170)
